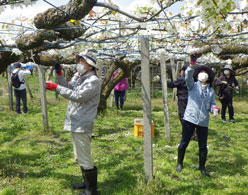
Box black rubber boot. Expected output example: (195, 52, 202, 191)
(199, 149, 210, 177)
(80, 166, 98, 195)
(73, 166, 86, 190)
(176, 147, 186, 172)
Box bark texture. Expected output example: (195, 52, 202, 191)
(15, 0, 95, 51)
(34, 0, 96, 29)
(0, 52, 19, 74)
(98, 59, 140, 111)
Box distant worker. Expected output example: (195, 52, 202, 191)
(215, 63, 239, 123)
(112, 68, 128, 110)
(11, 62, 31, 114)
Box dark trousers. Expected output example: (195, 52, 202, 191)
(14, 89, 27, 113)
(178, 120, 208, 151)
(114, 90, 126, 108)
(220, 96, 234, 120)
(178, 98, 187, 125)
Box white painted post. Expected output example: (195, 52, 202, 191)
(109, 89, 114, 108)
(7, 66, 13, 111)
(24, 78, 33, 99)
(160, 54, 170, 140)
(171, 58, 177, 102)
(37, 65, 49, 130)
(140, 38, 153, 181)
(0, 76, 8, 93)
(46, 66, 54, 81)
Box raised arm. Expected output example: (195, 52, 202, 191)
(185, 66, 195, 91)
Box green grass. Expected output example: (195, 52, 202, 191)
(0, 75, 248, 195)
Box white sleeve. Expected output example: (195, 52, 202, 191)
(19, 70, 31, 77)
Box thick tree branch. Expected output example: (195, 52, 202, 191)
(34, 0, 96, 29)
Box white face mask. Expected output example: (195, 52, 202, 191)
(76, 64, 86, 74)
(201, 84, 207, 89)
(224, 70, 230, 75)
(198, 72, 209, 82)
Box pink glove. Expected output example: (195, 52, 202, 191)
(46, 82, 58, 91)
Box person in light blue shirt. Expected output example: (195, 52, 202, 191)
(176, 54, 218, 177)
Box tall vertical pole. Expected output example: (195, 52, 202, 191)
(0, 76, 8, 93)
(140, 38, 153, 181)
(170, 57, 178, 102)
(160, 54, 170, 140)
(7, 66, 13, 111)
(37, 65, 49, 131)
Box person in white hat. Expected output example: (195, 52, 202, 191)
(46, 51, 100, 195)
(215, 62, 239, 123)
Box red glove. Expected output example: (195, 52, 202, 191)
(46, 82, 58, 91)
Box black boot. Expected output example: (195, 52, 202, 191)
(73, 166, 86, 190)
(80, 166, 98, 195)
(176, 147, 186, 172)
(120, 104, 124, 110)
(199, 149, 210, 177)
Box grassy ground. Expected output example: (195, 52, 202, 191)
(0, 75, 248, 195)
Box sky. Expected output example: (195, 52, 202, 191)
(0, 0, 184, 23)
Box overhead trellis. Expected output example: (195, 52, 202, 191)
(0, 0, 248, 73)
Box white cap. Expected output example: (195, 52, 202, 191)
(76, 52, 98, 69)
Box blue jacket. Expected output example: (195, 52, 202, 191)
(183, 66, 216, 127)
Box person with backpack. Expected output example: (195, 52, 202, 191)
(176, 54, 218, 177)
(11, 62, 31, 114)
(45, 52, 100, 195)
(215, 63, 239, 123)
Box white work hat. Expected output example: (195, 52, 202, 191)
(76, 52, 98, 69)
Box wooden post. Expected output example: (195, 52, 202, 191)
(160, 54, 170, 140)
(24, 78, 33, 99)
(46, 66, 54, 81)
(140, 38, 153, 181)
(7, 66, 13, 111)
(0, 76, 8, 93)
(37, 65, 49, 130)
(170, 58, 178, 102)
(151, 65, 154, 97)
(54, 70, 59, 99)
(109, 89, 114, 108)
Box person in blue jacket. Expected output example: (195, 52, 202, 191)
(176, 54, 217, 177)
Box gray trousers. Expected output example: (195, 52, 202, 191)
(72, 132, 94, 170)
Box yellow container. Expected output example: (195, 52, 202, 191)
(134, 118, 154, 138)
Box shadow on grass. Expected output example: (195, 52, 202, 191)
(96, 145, 144, 194)
(210, 153, 247, 176)
(0, 126, 24, 146)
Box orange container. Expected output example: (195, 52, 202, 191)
(134, 118, 154, 138)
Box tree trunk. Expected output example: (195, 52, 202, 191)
(98, 59, 140, 112)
